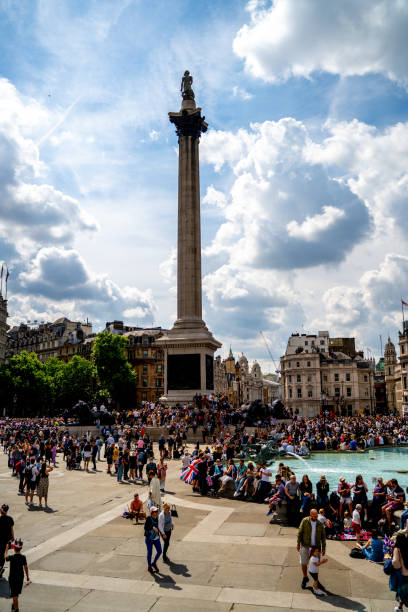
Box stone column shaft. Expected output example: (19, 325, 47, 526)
(177, 134, 202, 323)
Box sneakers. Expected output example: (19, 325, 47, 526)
(233, 491, 240, 497)
(147, 566, 155, 574)
(301, 577, 309, 589)
(313, 588, 325, 596)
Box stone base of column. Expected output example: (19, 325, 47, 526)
(156, 324, 221, 406)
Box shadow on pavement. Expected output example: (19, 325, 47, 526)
(152, 572, 182, 590)
(310, 585, 368, 610)
(168, 560, 191, 577)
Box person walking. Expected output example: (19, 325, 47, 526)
(392, 533, 408, 610)
(149, 473, 162, 508)
(91, 440, 98, 471)
(37, 462, 53, 508)
(0, 504, 14, 579)
(297, 508, 326, 591)
(159, 503, 174, 563)
(24, 458, 39, 506)
(157, 458, 168, 492)
(5, 538, 30, 611)
(144, 507, 162, 574)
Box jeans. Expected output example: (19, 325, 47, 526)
(97, 448, 101, 461)
(300, 494, 310, 512)
(117, 464, 123, 482)
(401, 509, 408, 530)
(145, 537, 162, 567)
(235, 477, 245, 492)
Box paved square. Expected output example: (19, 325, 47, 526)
(0, 451, 393, 611)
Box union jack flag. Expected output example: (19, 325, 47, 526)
(180, 458, 201, 484)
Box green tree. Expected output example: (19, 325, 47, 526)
(92, 331, 135, 407)
(2, 351, 51, 416)
(60, 355, 96, 407)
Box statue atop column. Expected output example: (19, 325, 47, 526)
(180, 70, 195, 100)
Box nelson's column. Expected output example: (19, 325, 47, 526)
(156, 71, 222, 404)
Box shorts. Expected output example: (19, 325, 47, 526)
(309, 571, 318, 581)
(299, 546, 310, 565)
(28, 480, 36, 491)
(341, 497, 351, 504)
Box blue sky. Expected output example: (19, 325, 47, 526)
(1, 0, 408, 369)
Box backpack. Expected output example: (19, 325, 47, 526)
(349, 547, 365, 559)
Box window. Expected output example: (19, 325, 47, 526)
(320, 340, 324, 345)
(346, 387, 352, 397)
(288, 361, 291, 367)
(288, 375, 292, 383)
(142, 392, 147, 401)
(334, 373, 339, 382)
(143, 365, 148, 374)
(289, 388, 292, 398)
(296, 374, 301, 382)
(156, 378, 163, 388)
(296, 361, 300, 367)
(364, 375, 368, 382)
(323, 374, 328, 382)
(346, 373, 351, 381)
(389, 367, 391, 375)
(142, 337, 148, 346)
(156, 364, 163, 373)
(404, 376, 407, 390)
(335, 387, 340, 396)
(142, 378, 147, 387)
(364, 390, 369, 397)
(402, 345, 405, 354)
(305, 341, 308, 346)
(307, 361, 311, 367)
(143, 350, 148, 358)
(297, 388, 302, 398)
(308, 389, 313, 398)
(307, 375, 312, 382)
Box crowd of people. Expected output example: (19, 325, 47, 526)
(1, 408, 408, 608)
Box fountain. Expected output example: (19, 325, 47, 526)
(283, 450, 313, 471)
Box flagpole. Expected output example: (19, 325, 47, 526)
(0, 265, 3, 297)
(402, 298, 405, 328)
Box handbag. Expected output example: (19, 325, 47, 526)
(170, 504, 178, 518)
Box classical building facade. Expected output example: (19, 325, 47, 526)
(0, 295, 8, 364)
(386, 323, 408, 415)
(6, 318, 93, 362)
(214, 350, 263, 406)
(281, 331, 375, 417)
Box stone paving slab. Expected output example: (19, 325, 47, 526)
(0, 583, 91, 612)
(150, 597, 231, 612)
(216, 522, 266, 537)
(65, 590, 158, 612)
(210, 562, 283, 590)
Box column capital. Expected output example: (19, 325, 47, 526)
(169, 108, 208, 140)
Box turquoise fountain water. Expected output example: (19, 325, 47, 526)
(278, 447, 408, 490)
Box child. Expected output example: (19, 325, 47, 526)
(308, 546, 327, 596)
(352, 504, 362, 544)
(5, 538, 30, 611)
(343, 511, 352, 532)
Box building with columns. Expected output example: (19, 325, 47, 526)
(280, 331, 375, 417)
(214, 350, 263, 406)
(385, 322, 408, 415)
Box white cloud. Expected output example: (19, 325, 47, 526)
(201, 118, 370, 270)
(149, 130, 160, 141)
(17, 246, 157, 325)
(203, 185, 227, 209)
(304, 119, 408, 234)
(232, 86, 253, 100)
(286, 206, 345, 242)
(0, 79, 97, 255)
(233, 0, 408, 86)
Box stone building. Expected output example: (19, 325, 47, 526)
(214, 349, 263, 406)
(386, 323, 408, 415)
(0, 295, 8, 364)
(280, 331, 375, 417)
(124, 329, 165, 404)
(385, 336, 397, 412)
(6, 318, 93, 362)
